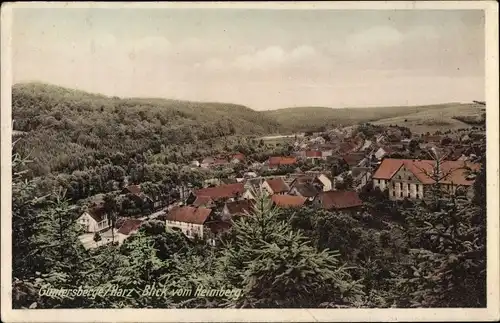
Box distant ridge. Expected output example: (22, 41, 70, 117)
(13, 82, 484, 136)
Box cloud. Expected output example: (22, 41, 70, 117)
(290, 45, 317, 60)
(345, 26, 403, 54)
(202, 58, 225, 71)
(231, 45, 320, 71)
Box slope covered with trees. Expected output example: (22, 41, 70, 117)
(12, 82, 281, 176)
(12, 150, 487, 309)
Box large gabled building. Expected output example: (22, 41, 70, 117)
(372, 158, 481, 200)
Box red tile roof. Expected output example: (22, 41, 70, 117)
(338, 141, 357, 154)
(373, 158, 481, 186)
(316, 191, 363, 210)
(232, 153, 245, 161)
(265, 178, 290, 194)
(306, 150, 322, 158)
(225, 199, 255, 216)
(268, 156, 297, 167)
(271, 194, 307, 208)
(342, 153, 366, 166)
(86, 207, 106, 223)
(118, 219, 143, 235)
(166, 206, 212, 225)
(192, 196, 214, 207)
(213, 159, 229, 165)
(194, 183, 245, 200)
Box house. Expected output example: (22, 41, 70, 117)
(317, 173, 333, 191)
(372, 158, 481, 200)
(305, 150, 324, 160)
(288, 182, 319, 201)
(338, 141, 357, 155)
(221, 200, 255, 220)
(201, 157, 215, 168)
(351, 167, 372, 191)
(444, 147, 466, 161)
(261, 178, 290, 195)
(203, 178, 222, 187)
(192, 196, 215, 208)
(267, 156, 297, 169)
(78, 207, 110, 233)
(360, 140, 373, 152)
(271, 194, 308, 208)
(122, 185, 156, 207)
(231, 153, 245, 164)
(243, 171, 258, 178)
(376, 134, 387, 144)
(117, 219, 143, 236)
(191, 160, 201, 167)
(294, 150, 307, 158)
(321, 149, 334, 158)
(342, 152, 367, 168)
(192, 183, 245, 203)
(242, 188, 257, 200)
(374, 147, 391, 161)
(242, 178, 266, 200)
(291, 172, 334, 192)
(314, 191, 363, 211)
(165, 206, 213, 239)
(244, 177, 265, 191)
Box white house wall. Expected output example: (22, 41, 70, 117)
(166, 220, 204, 239)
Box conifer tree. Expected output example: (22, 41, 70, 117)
(217, 194, 364, 308)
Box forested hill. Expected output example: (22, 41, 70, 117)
(12, 82, 281, 176)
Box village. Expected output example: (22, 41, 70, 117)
(77, 116, 485, 250)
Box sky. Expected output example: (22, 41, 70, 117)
(12, 8, 485, 110)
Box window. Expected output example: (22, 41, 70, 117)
(407, 184, 410, 191)
(408, 176, 411, 180)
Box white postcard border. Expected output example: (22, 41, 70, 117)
(1, 1, 499, 322)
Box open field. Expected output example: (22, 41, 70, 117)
(372, 103, 485, 134)
(264, 103, 485, 134)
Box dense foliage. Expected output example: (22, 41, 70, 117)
(12, 82, 280, 176)
(11, 83, 487, 309)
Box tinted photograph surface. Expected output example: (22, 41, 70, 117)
(1, 2, 499, 322)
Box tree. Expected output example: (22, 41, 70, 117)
(396, 196, 486, 307)
(217, 194, 364, 308)
(408, 139, 419, 154)
(103, 193, 118, 243)
(93, 232, 102, 244)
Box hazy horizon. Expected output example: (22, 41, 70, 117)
(12, 8, 485, 110)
